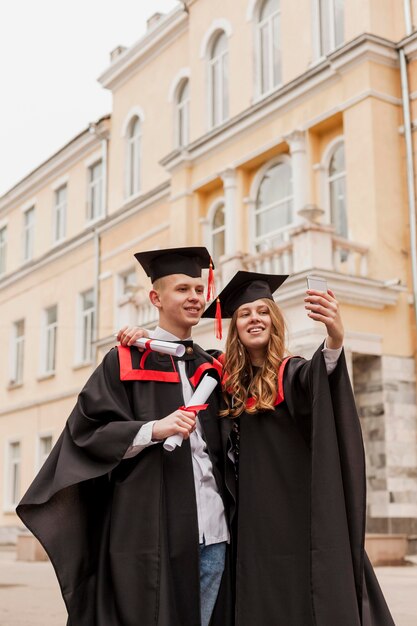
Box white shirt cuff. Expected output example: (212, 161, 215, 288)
(123, 421, 159, 459)
(322, 340, 343, 375)
(133, 420, 156, 446)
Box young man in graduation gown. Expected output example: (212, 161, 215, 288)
(17, 247, 233, 626)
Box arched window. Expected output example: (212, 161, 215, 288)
(210, 202, 226, 262)
(257, 0, 282, 95)
(328, 142, 347, 238)
(176, 79, 190, 148)
(254, 160, 293, 251)
(127, 116, 141, 197)
(317, 0, 344, 56)
(209, 32, 229, 128)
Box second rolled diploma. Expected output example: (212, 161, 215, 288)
(163, 374, 219, 452)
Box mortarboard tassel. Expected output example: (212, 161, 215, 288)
(207, 258, 216, 301)
(215, 297, 223, 340)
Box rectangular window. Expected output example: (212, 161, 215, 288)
(38, 435, 53, 470)
(11, 319, 25, 384)
(318, 0, 344, 56)
(80, 289, 95, 363)
(7, 441, 21, 508)
(0, 225, 6, 275)
(120, 269, 137, 297)
(53, 185, 67, 243)
(87, 161, 103, 222)
(23, 206, 35, 261)
(43, 305, 58, 374)
(178, 99, 189, 148)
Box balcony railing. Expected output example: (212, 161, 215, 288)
(244, 241, 293, 274)
(332, 236, 369, 277)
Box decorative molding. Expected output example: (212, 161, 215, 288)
(20, 198, 37, 213)
(121, 106, 145, 137)
(84, 149, 103, 168)
(199, 18, 233, 59)
(400, 30, 417, 60)
(51, 174, 69, 191)
(98, 9, 188, 91)
(246, 0, 261, 22)
(168, 68, 191, 103)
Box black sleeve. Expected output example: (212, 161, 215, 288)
(283, 344, 330, 444)
(67, 347, 149, 464)
(18, 348, 146, 506)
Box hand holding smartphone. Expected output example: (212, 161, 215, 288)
(306, 275, 328, 293)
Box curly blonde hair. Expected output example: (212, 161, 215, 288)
(220, 298, 287, 418)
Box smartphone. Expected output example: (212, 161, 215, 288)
(306, 275, 328, 292)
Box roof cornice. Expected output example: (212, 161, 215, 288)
(98, 8, 188, 91)
(0, 115, 111, 213)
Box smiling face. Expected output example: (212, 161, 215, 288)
(235, 298, 272, 356)
(149, 274, 206, 338)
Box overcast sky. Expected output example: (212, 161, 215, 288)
(0, 0, 180, 196)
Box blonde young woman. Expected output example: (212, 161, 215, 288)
(201, 271, 394, 626)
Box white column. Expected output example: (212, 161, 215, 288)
(285, 130, 309, 223)
(221, 168, 238, 255)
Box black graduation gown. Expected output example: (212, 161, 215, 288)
(220, 345, 395, 626)
(17, 344, 233, 626)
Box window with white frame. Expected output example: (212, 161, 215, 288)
(127, 117, 142, 197)
(11, 319, 25, 385)
(53, 184, 67, 243)
(0, 225, 6, 275)
(210, 202, 226, 263)
(23, 206, 35, 261)
(119, 269, 138, 297)
(42, 305, 58, 375)
(176, 80, 190, 148)
(254, 160, 293, 251)
(6, 441, 21, 508)
(37, 435, 53, 470)
(87, 161, 103, 221)
(328, 142, 347, 238)
(317, 0, 344, 56)
(209, 32, 229, 128)
(79, 289, 95, 363)
(116, 269, 138, 328)
(257, 0, 282, 95)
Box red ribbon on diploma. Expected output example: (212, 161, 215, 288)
(179, 404, 208, 414)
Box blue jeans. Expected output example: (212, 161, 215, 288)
(199, 540, 227, 626)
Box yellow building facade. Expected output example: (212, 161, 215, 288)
(1, 0, 417, 544)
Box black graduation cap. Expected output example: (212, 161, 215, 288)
(203, 271, 288, 324)
(134, 247, 214, 282)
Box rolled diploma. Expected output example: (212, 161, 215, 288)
(163, 374, 219, 452)
(133, 337, 185, 357)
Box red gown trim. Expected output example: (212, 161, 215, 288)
(189, 358, 223, 388)
(117, 345, 181, 383)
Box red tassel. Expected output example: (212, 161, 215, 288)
(215, 297, 223, 340)
(207, 258, 216, 301)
